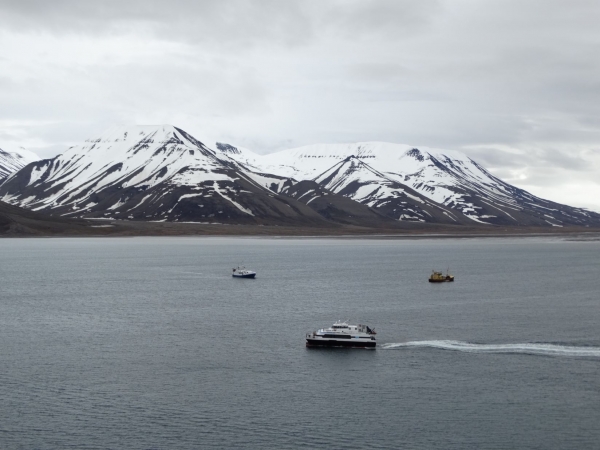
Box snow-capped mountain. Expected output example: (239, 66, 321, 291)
(3, 128, 598, 228)
(0, 147, 40, 182)
(220, 142, 600, 227)
(0, 125, 331, 225)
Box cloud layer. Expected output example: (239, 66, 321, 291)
(1, 0, 599, 210)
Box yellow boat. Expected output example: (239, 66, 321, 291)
(429, 270, 455, 283)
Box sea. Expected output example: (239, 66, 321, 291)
(0, 236, 599, 449)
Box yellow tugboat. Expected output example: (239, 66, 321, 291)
(429, 269, 455, 283)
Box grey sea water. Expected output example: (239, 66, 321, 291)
(1, 236, 599, 449)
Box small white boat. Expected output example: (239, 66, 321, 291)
(232, 266, 256, 278)
(306, 321, 376, 348)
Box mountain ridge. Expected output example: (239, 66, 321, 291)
(0, 125, 383, 228)
(219, 141, 600, 227)
(1, 126, 599, 228)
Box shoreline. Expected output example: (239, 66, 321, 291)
(3, 200, 600, 239)
(2, 220, 600, 240)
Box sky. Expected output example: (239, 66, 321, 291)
(1, 0, 599, 211)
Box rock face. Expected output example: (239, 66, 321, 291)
(0, 147, 39, 182)
(276, 180, 397, 228)
(221, 141, 600, 227)
(0, 125, 334, 226)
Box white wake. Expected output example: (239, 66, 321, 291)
(381, 340, 600, 358)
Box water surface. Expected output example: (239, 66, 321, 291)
(1, 237, 599, 449)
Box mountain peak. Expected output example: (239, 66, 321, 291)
(88, 124, 181, 143)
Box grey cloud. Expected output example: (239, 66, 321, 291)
(322, 0, 442, 40)
(0, 0, 315, 49)
(0, 0, 442, 47)
(468, 146, 592, 173)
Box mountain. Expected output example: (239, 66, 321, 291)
(217, 143, 466, 224)
(4, 128, 598, 229)
(220, 142, 600, 227)
(0, 147, 39, 182)
(0, 125, 340, 226)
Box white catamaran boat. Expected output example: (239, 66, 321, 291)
(232, 266, 256, 278)
(306, 321, 376, 348)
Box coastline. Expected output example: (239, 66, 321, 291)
(2, 218, 600, 240)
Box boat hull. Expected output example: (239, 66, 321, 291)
(306, 338, 376, 348)
(232, 273, 256, 278)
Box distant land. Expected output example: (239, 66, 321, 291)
(1, 124, 599, 236)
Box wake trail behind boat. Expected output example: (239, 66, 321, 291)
(381, 340, 600, 358)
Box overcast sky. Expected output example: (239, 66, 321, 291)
(1, 0, 599, 210)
